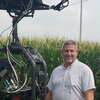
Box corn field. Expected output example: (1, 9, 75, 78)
(0, 37, 100, 99)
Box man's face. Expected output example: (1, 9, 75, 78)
(61, 44, 79, 66)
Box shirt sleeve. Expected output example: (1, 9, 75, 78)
(81, 67, 96, 92)
(47, 72, 53, 91)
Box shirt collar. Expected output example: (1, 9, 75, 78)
(62, 59, 78, 70)
(71, 59, 78, 67)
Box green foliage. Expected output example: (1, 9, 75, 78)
(0, 37, 100, 99)
(21, 37, 64, 77)
(21, 38, 100, 99)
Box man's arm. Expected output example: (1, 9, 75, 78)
(84, 89, 94, 100)
(45, 90, 52, 100)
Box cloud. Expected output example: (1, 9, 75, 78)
(0, 0, 100, 43)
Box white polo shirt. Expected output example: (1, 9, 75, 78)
(47, 59, 95, 100)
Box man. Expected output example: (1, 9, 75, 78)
(45, 40, 95, 100)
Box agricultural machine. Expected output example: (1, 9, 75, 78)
(0, 0, 69, 100)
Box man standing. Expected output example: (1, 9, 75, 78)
(45, 40, 95, 100)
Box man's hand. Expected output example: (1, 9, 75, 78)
(45, 90, 52, 100)
(84, 89, 94, 100)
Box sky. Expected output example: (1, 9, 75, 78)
(0, 0, 100, 43)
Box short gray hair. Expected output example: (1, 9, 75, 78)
(61, 40, 78, 50)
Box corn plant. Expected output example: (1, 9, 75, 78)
(0, 37, 100, 99)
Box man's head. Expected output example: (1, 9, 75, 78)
(61, 40, 79, 67)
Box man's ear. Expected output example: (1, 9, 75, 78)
(77, 49, 79, 54)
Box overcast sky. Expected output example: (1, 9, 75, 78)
(0, 0, 100, 43)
